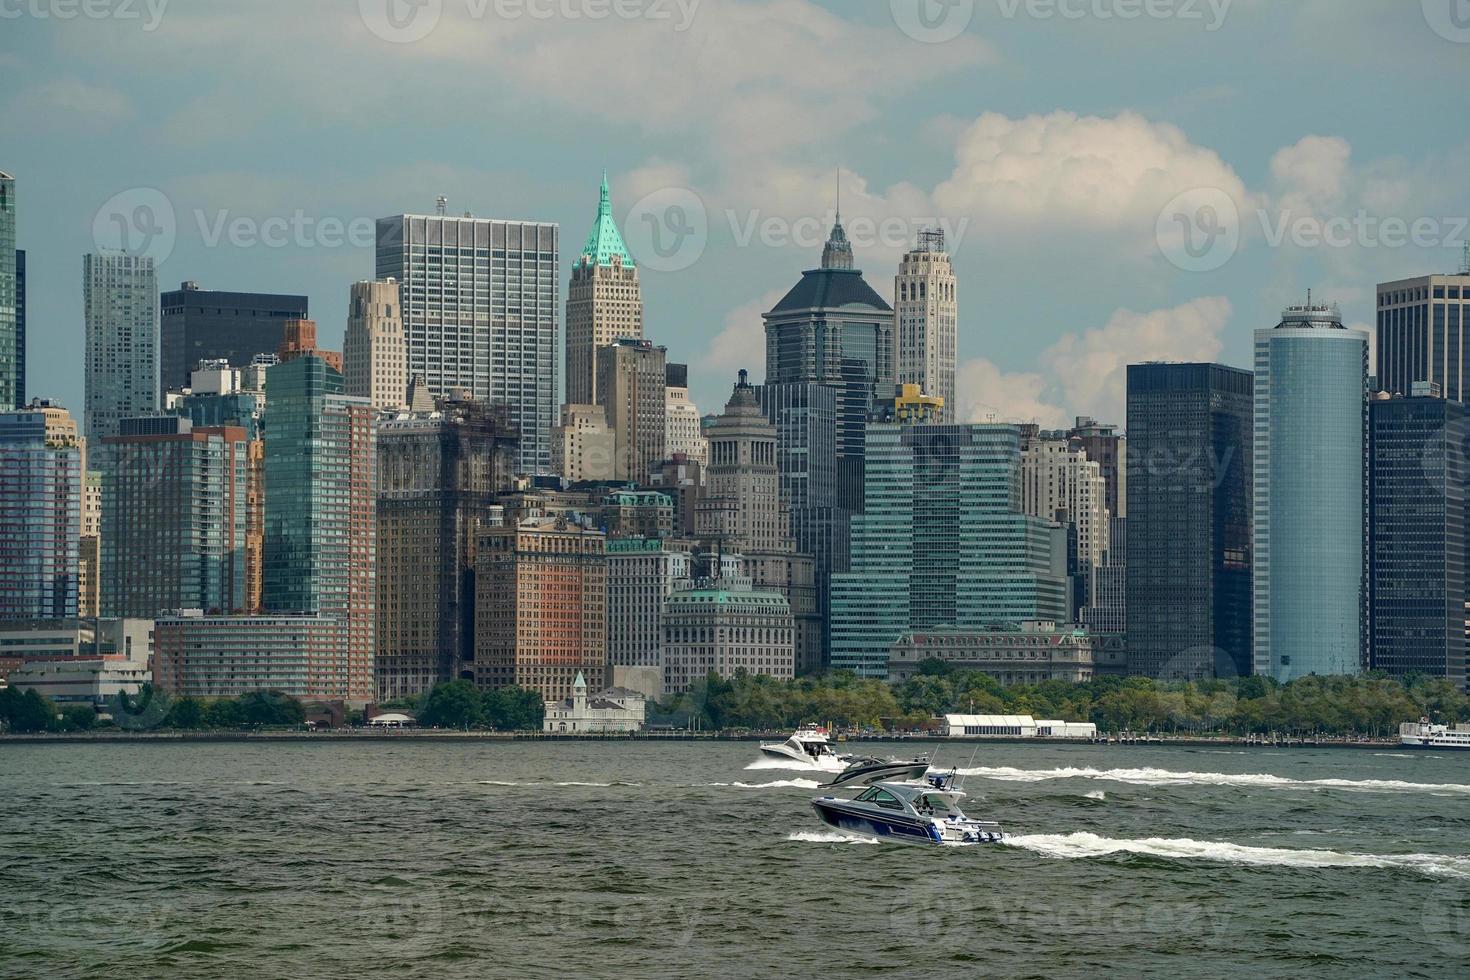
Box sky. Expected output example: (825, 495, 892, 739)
(4, 0, 1470, 428)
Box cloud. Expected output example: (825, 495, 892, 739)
(701, 288, 786, 380)
(5, 78, 135, 130)
(957, 297, 1233, 427)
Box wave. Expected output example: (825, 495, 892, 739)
(706, 779, 822, 789)
(952, 765, 1470, 795)
(477, 780, 634, 788)
(785, 830, 879, 845)
(744, 758, 839, 773)
(1003, 832, 1470, 878)
(1083, 790, 1106, 801)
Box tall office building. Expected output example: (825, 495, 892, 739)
(606, 538, 692, 670)
(895, 229, 957, 422)
(567, 173, 642, 406)
(160, 282, 308, 391)
(100, 417, 250, 619)
(1253, 305, 1368, 680)
(344, 279, 407, 410)
(662, 572, 795, 696)
(0, 400, 81, 621)
(376, 395, 518, 701)
(1069, 417, 1126, 519)
(1376, 267, 1470, 402)
(78, 471, 102, 618)
(1368, 389, 1466, 690)
(0, 173, 16, 409)
(84, 253, 158, 463)
(552, 402, 616, 483)
(596, 339, 666, 483)
(830, 416, 1069, 678)
(263, 354, 376, 701)
(1020, 430, 1110, 618)
(1125, 363, 1252, 679)
(475, 516, 607, 702)
(664, 363, 708, 467)
(376, 209, 559, 475)
(697, 372, 822, 673)
(764, 212, 895, 513)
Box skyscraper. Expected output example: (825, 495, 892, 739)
(763, 212, 895, 514)
(344, 279, 407, 410)
(830, 416, 1069, 678)
(552, 403, 616, 483)
(596, 338, 666, 483)
(100, 417, 250, 619)
(1253, 305, 1368, 680)
(84, 253, 158, 463)
(1020, 429, 1110, 619)
(376, 210, 559, 475)
(1068, 416, 1126, 519)
(0, 173, 16, 409)
(376, 394, 518, 701)
(567, 173, 642, 406)
(895, 229, 957, 422)
(263, 353, 376, 700)
(0, 400, 81, 621)
(697, 372, 823, 673)
(1376, 268, 1470, 402)
(664, 362, 708, 467)
(159, 281, 308, 392)
(1125, 363, 1252, 679)
(1368, 388, 1466, 690)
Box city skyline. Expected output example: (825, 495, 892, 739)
(7, 3, 1468, 427)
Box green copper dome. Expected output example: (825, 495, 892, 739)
(579, 170, 635, 269)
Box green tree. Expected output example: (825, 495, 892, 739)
(2, 689, 57, 733)
(419, 680, 485, 729)
(165, 697, 206, 730)
(205, 698, 247, 729)
(483, 686, 544, 731)
(61, 705, 96, 731)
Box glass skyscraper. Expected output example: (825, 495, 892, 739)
(0, 173, 17, 409)
(1376, 272, 1470, 402)
(160, 281, 308, 392)
(84, 253, 158, 465)
(1125, 363, 1253, 679)
(1253, 305, 1368, 680)
(0, 401, 81, 621)
(376, 212, 559, 475)
(830, 421, 1068, 678)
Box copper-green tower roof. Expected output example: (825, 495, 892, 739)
(578, 171, 635, 269)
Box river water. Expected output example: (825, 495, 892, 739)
(2, 740, 1469, 978)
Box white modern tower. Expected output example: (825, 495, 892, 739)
(895, 228, 957, 423)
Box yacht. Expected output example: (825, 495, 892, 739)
(758, 725, 846, 770)
(1400, 718, 1470, 750)
(822, 755, 931, 789)
(810, 773, 1005, 845)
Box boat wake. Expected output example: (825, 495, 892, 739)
(785, 830, 880, 845)
(952, 765, 1470, 795)
(744, 758, 832, 773)
(706, 779, 823, 789)
(478, 780, 635, 788)
(1003, 832, 1470, 878)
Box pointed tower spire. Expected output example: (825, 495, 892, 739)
(599, 169, 611, 217)
(822, 168, 855, 271)
(579, 170, 635, 269)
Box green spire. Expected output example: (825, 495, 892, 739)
(579, 169, 635, 269)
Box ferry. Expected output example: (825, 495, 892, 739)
(1399, 717, 1470, 750)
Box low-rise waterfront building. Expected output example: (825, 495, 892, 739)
(543, 671, 645, 733)
(152, 611, 349, 700)
(886, 622, 1099, 685)
(6, 658, 149, 706)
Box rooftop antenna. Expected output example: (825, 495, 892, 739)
(435, 195, 447, 216)
(1461, 243, 1470, 276)
(835, 167, 841, 223)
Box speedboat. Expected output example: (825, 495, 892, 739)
(810, 773, 1004, 845)
(758, 725, 846, 771)
(822, 755, 931, 789)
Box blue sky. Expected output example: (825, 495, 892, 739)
(4, 0, 1469, 426)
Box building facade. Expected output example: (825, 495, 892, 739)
(13, 248, 23, 408)
(84, 253, 158, 463)
(543, 671, 645, 733)
(1368, 390, 1466, 689)
(376, 210, 559, 475)
(1376, 271, 1470, 402)
(101, 417, 250, 619)
(0, 400, 81, 621)
(375, 396, 518, 701)
(552, 402, 616, 482)
(344, 279, 408, 410)
(1125, 363, 1252, 680)
(887, 622, 1098, 685)
(606, 538, 692, 669)
(566, 173, 642, 407)
(664, 363, 708, 466)
(262, 354, 376, 702)
(78, 471, 102, 618)
(1020, 429, 1110, 617)
(474, 517, 607, 702)
(894, 229, 957, 422)
(153, 612, 351, 700)
(831, 420, 1069, 678)
(160, 281, 308, 392)
(763, 214, 895, 514)
(596, 338, 666, 483)
(661, 575, 795, 695)
(1253, 306, 1368, 681)
(0, 173, 16, 409)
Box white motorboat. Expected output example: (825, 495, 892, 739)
(1400, 717, 1470, 749)
(822, 755, 931, 789)
(758, 725, 846, 770)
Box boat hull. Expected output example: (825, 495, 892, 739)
(810, 798, 941, 844)
(823, 761, 931, 789)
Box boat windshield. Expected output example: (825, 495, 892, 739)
(853, 788, 906, 811)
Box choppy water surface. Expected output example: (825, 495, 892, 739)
(3, 740, 1470, 978)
